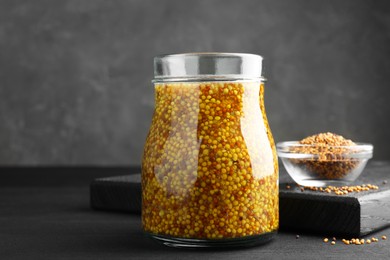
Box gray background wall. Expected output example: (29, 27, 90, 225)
(1, 0, 389, 165)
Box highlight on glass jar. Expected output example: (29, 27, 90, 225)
(141, 53, 279, 248)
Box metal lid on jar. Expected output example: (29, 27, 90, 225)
(153, 53, 264, 82)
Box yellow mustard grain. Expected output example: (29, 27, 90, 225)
(142, 82, 278, 239)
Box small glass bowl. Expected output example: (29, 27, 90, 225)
(277, 141, 373, 187)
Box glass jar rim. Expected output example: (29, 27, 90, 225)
(153, 52, 265, 82)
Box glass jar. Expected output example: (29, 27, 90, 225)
(142, 53, 278, 248)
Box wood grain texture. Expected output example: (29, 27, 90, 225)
(90, 161, 390, 237)
(90, 174, 141, 214)
(1, 166, 390, 259)
(280, 161, 390, 236)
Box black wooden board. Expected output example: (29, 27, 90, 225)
(90, 161, 390, 237)
(90, 174, 142, 214)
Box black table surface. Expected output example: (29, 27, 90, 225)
(1, 163, 390, 259)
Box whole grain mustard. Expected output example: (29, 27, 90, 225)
(142, 81, 278, 240)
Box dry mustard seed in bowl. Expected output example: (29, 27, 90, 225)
(277, 133, 373, 187)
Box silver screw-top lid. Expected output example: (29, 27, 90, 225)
(153, 53, 264, 82)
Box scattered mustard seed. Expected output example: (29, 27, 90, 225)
(323, 238, 329, 243)
(331, 241, 336, 245)
(342, 239, 350, 245)
(301, 184, 379, 196)
(328, 236, 388, 246)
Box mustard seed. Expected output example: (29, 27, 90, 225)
(331, 241, 336, 245)
(382, 235, 387, 240)
(142, 82, 278, 240)
(292, 133, 358, 179)
(303, 184, 379, 196)
(323, 238, 329, 243)
(342, 239, 350, 245)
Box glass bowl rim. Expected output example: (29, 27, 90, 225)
(276, 141, 373, 160)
